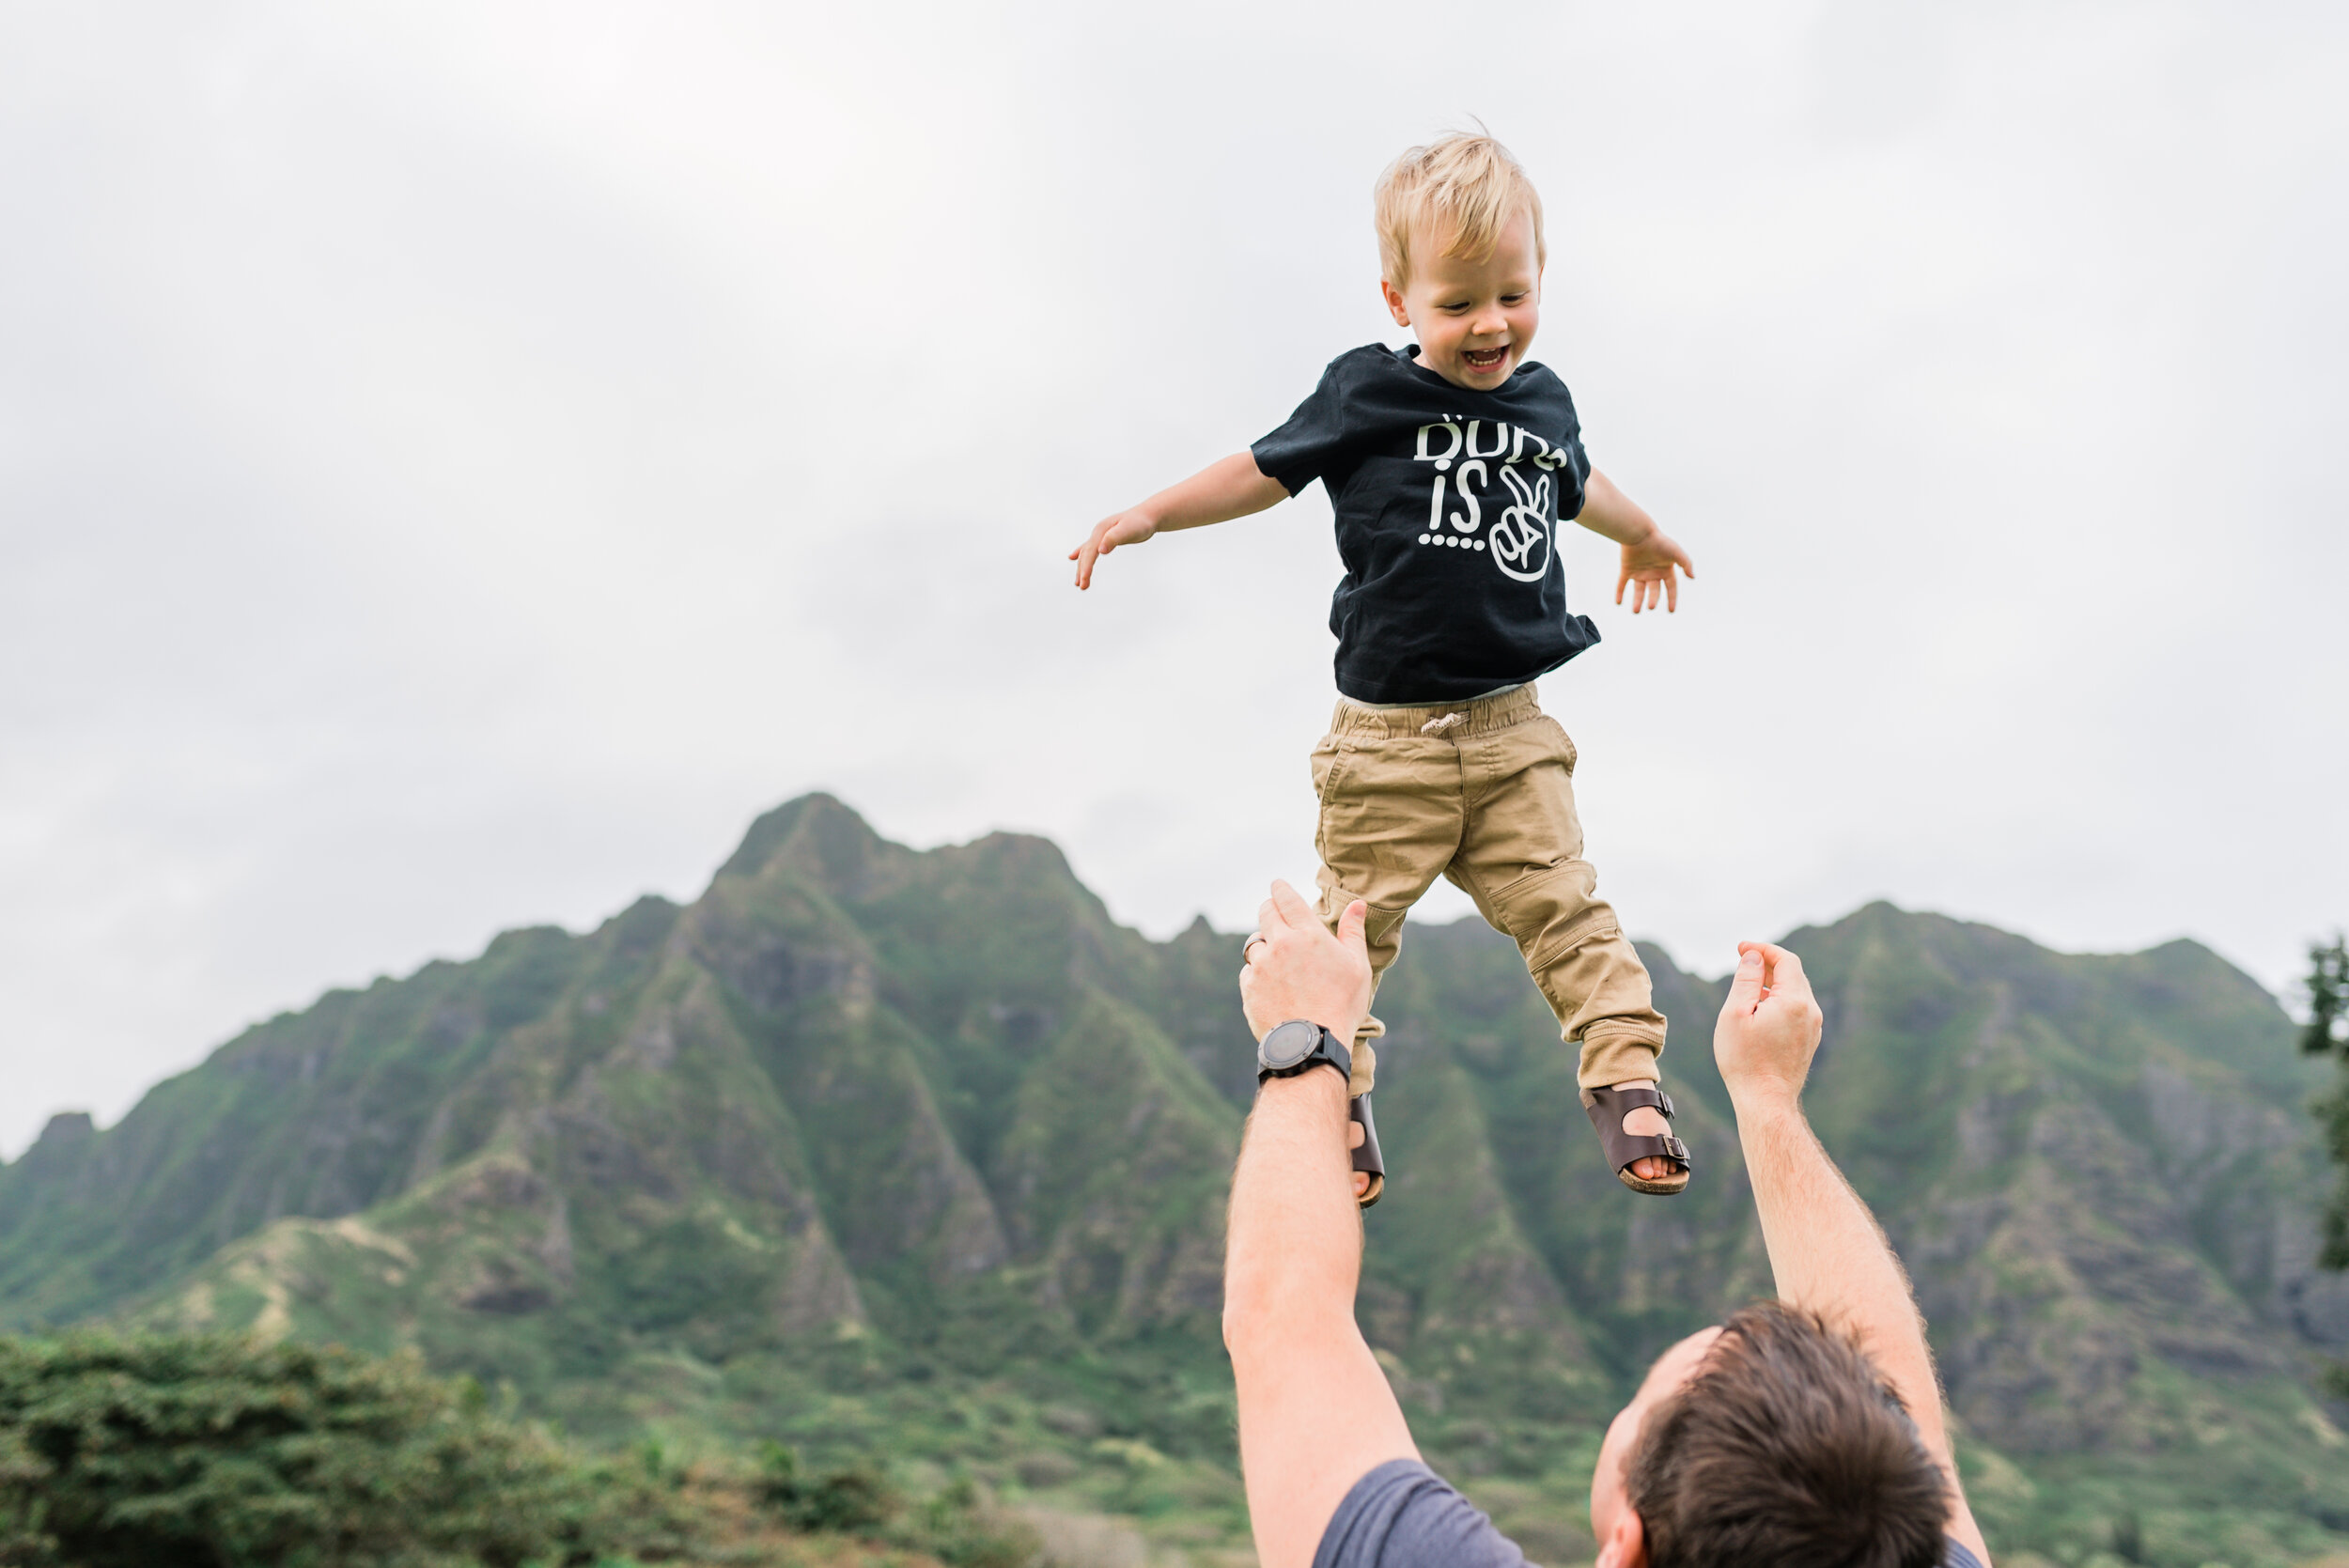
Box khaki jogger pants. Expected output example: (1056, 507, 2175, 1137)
(1310, 682, 1666, 1098)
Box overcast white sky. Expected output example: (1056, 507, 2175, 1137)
(4, 0, 2344, 1158)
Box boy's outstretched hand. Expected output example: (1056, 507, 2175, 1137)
(1616, 530, 1696, 614)
(1068, 454, 1292, 588)
(1070, 507, 1159, 590)
(1576, 469, 1695, 614)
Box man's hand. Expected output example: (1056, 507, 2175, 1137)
(1713, 941, 1824, 1115)
(1615, 529, 1695, 614)
(1070, 507, 1159, 589)
(1239, 881, 1372, 1046)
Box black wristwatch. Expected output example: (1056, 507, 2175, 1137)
(1256, 1020, 1352, 1086)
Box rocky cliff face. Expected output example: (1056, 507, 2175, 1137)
(2, 796, 2344, 1560)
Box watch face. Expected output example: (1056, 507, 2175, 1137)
(1260, 1020, 1319, 1072)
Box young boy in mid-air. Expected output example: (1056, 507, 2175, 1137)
(1070, 132, 1696, 1208)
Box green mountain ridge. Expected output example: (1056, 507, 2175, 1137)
(5, 794, 2347, 1565)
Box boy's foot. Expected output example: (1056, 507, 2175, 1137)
(1583, 1081, 1691, 1196)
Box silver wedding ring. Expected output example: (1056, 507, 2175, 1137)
(1243, 932, 1268, 958)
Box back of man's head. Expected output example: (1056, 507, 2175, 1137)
(1626, 1302, 1949, 1568)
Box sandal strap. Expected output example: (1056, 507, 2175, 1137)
(1611, 1132, 1690, 1169)
(1584, 1084, 1692, 1177)
(1350, 1094, 1385, 1210)
(1604, 1086, 1675, 1118)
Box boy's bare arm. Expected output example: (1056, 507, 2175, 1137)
(1715, 942, 1991, 1565)
(1070, 452, 1289, 589)
(1576, 468, 1696, 614)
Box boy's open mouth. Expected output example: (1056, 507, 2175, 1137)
(1462, 346, 1509, 372)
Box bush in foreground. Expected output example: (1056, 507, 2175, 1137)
(0, 1330, 1039, 1568)
(0, 1331, 677, 1567)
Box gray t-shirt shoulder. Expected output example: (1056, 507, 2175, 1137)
(1315, 1460, 1990, 1568)
(1313, 1460, 1528, 1568)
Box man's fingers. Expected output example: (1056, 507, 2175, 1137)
(1267, 878, 1315, 930)
(1721, 941, 1768, 1016)
(1335, 898, 1369, 958)
(1757, 943, 1811, 1002)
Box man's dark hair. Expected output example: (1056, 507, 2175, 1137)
(1626, 1301, 1950, 1568)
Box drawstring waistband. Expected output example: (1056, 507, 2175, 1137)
(1329, 682, 1544, 742)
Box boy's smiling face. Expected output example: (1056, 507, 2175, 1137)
(1380, 208, 1542, 392)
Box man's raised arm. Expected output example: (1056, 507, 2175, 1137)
(1716, 942, 1990, 1564)
(1224, 884, 1418, 1568)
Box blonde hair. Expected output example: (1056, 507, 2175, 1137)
(1374, 131, 1546, 290)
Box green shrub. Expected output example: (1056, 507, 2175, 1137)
(907, 1478, 1041, 1568)
(755, 1442, 894, 1533)
(755, 1446, 1037, 1567)
(0, 1330, 672, 1567)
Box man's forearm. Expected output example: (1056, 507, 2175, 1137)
(1222, 1065, 1417, 1568)
(1141, 451, 1290, 533)
(1735, 1093, 1948, 1455)
(1224, 1068, 1361, 1336)
(1573, 467, 1657, 545)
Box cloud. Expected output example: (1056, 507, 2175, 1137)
(2, 0, 2343, 1156)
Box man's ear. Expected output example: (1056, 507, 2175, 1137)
(1594, 1504, 1646, 1568)
(1379, 278, 1411, 328)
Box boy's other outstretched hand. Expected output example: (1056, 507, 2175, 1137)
(1616, 530, 1696, 614)
(1070, 508, 1159, 589)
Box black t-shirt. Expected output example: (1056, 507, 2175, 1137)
(1252, 343, 1601, 705)
(1315, 1460, 1988, 1568)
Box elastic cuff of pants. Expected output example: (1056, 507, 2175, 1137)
(1575, 1031, 1664, 1093)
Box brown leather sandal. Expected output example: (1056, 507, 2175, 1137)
(1583, 1084, 1691, 1196)
(1351, 1094, 1384, 1209)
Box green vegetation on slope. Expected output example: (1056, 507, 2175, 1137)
(1, 796, 2345, 1566)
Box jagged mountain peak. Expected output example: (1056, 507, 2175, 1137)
(717, 791, 886, 888)
(716, 793, 1102, 920)
(29, 1112, 93, 1151)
